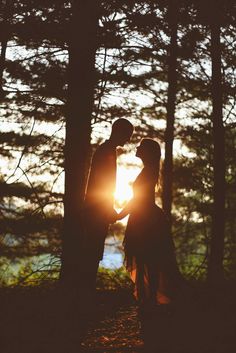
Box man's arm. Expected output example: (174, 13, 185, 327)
(116, 199, 133, 220)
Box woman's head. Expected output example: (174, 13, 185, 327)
(136, 138, 161, 166)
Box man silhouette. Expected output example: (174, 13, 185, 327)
(83, 118, 134, 293)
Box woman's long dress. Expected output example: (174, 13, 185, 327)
(123, 166, 180, 305)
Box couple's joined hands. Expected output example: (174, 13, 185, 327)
(110, 209, 124, 223)
(110, 200, 132, 223)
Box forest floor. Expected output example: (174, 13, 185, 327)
(1, 281, 236, 353)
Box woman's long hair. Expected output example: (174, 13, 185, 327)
(140, 138, 161, 184)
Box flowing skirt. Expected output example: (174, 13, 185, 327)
(123, 204, 179, 305)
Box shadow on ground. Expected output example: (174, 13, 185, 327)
(1, 282, 236, 353)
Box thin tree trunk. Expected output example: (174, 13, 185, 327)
(208, 19, 226, 283)
(0, 0, 9, 100)
(0, 38, 7, 100)
(60, 0, 99, 285)
(162, 0, 178, 229)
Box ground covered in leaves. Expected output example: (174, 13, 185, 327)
(1, 282, 236, 353)
(81, 304, 143, 352)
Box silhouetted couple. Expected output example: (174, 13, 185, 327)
(82, 118, 180, 312)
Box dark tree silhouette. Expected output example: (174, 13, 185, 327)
(0, 38, 7, 98)
(162, 0, 178, 228)
(60, 0, 99, 285)
(208, 2, 226, 283)
(0, 0, 10, 100)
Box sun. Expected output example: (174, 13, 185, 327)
(114, 166, 138, 209)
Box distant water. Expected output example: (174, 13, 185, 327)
(100, 252, 123, 269)
(0, 237, 124, 285)
(100, 237, 124, 269)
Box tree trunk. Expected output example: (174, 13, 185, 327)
(162, 0, 178, 229)
(0, 38, 7, 100)
(60, 0, 99, 286)
(0, 0, 9, 100)
(208, 19, 226, 283)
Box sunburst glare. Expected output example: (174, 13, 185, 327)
(114, 165, 139, 209)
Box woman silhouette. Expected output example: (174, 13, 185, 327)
(117, 138, 180, 312)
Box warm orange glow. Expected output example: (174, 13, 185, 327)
(114, 169, 133, 207)
(114, 166, 139, 208)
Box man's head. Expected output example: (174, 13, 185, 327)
(110, 118, 134, 146)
